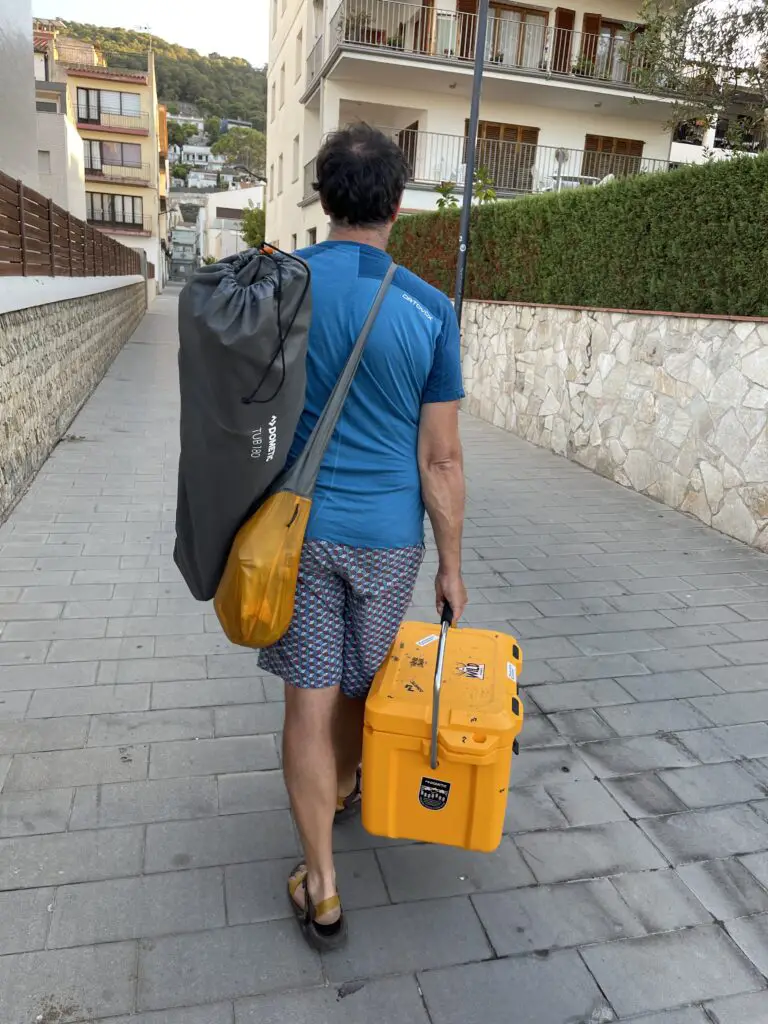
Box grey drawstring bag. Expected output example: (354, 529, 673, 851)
(174, 247, 311, 601)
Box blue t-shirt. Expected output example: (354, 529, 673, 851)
(288, 240, 464, 549)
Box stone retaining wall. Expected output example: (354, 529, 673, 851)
(462, 301, 768, 550)
(0, 282, 145, 519)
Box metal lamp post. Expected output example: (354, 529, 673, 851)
(453, 0, 491, 325)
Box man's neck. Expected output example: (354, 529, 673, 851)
(327, 224, 390, 251)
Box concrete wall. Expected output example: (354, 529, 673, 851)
(35, 111, 87, 219)
(0, 282, 146, 519)
(462, 301, 768, 550)
(0, 0, 39, 187)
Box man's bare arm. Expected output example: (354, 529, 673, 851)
(418, 400, 467, 623)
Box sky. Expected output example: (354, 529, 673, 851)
(31, 0, 270, 66)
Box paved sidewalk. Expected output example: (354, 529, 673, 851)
(2, 291, 768, 1023)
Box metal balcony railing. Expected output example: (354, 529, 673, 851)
(303, 126, 677, 199)
(88, 214, 152, 234)
(330, 0, 649, 88)
(306, 36, 324, 91)
(85, 162, 151, 185)
(77, 109, 150, 133)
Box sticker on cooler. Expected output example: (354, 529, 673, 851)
(416, 634, 439, 648)
(507, 661, 518, 682)
(419, 777, 451, 811)
(457, 662, 485, 680)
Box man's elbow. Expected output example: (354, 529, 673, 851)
(419, 449, 463, 475)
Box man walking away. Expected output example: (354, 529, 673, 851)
(259, 124, 467, 950)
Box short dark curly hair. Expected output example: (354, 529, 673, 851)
(313, 123, 409, 227)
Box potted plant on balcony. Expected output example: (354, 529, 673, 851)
(386, 23, 405, 49)
(345, 9, 372, 43)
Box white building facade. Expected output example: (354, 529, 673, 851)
(202, 184, 267, 261)
(266, 0, 682, 246)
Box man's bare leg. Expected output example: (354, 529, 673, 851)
(283, 684, 341, 924)
(333, 693, 366, 799)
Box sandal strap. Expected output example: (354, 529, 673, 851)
(288, 865, 307, 900)
(313, 893, 341, 918)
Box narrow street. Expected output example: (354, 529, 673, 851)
(1, 290, 768, 1022)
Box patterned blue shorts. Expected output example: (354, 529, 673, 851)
(258, 540, 424, 699)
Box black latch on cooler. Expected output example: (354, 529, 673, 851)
(513, 739, 520, 756)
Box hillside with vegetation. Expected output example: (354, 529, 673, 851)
(56, 22, 267, 131)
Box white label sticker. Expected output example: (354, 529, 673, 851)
(417, 634, 439, 648)
(458, 662, 485, 680)
(507, 662, 517, 682)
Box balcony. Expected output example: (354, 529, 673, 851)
(77, 110, 150, 135)
(306, 36, 324, 94)
(55, 45, 149, 82)
(85, 161, 152, 186)
(329, 0, 652, 92)
(88, 214, 153, 236)
(302, 126, 676, 202)
(303, 158, 318, 200)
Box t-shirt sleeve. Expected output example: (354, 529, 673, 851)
(422, 305, 465, 404)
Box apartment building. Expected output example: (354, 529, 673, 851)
(266, 0, 681, 245)
(34, 25, 168, 287)
(202, 184, 267, 260)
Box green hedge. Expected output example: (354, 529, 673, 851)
(389, 155, 768, 316)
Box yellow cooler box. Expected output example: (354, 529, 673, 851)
(362, 606, 524, 852)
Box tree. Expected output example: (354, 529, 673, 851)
(473, 166, 497, 203)
(205, 116, 222, 144)
(241, 202, 266, 248)
(173, 164, 190, 182)
(434, 181, 458, 210)
(168, 121, 197, 148)
(212, 127, 267, 177)
(636, 0, 768, 152)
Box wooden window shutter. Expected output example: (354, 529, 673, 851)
(519, 126, 540, 146)
(579, 13, 601, 71)
(553, 8, 575, 73)
(584, 134, 599, 152)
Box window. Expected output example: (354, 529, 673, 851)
(77, 88, 142, 123)
(270, 82, 276, 122)
(36, 99, 58, 113)
(578, 15, 641, 84)
(37, 150, 51, 174)
(581, 134, 644, 178)
(269, 164, 275, 200)
(307, 227, 317, 245)
(271, 0, 277, 35)
(466, 120, 539, 192)
(292, 135, 300, 182)
(295, 30, 303, 80)
(102, 141, 142, 167)
(280, 64, 286, 107)
(485, 6, 547, 70)
(278, 154, 284, 194)
(291, 233, 297, 250)
(86, 192, 144, 226)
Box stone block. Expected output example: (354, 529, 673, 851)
(144, 810, 298, 873)
(419, 950, 612, 1024)
(137, 921, 322, 1010)
(679, 859, 768, 920)
(640, 805, 768, 863)
(70, 776, 218, 829)
(515, 820, 666, 883)
(582, 926, 763, 1017)
(323, 897, 491, 983)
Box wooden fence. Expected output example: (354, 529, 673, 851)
(0, 171, 143, 278)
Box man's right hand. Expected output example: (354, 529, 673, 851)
(436, 570, 468, 625)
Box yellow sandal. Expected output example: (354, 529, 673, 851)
(287, 863, 348, 951)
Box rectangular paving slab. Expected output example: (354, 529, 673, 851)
(419, 950, 613, 1024)
(582, 926, 764, 1017)
(515, 820, 667, 883)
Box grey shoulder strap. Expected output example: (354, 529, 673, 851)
(283, 261, 397, 499)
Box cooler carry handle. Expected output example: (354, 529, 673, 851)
(430, 601, 453, 770)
